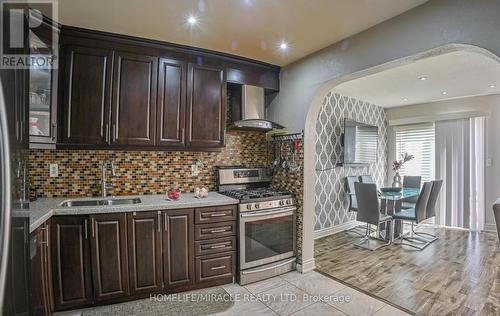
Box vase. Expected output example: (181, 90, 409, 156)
(392, 172, 402, 187)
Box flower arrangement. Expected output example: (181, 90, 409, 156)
(392, 153, 414, 171)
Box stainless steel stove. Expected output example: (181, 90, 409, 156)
(217, 167, 296, 285)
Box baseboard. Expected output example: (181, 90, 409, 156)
(484, 223, 497, 232)
(314, 221, 360, 239)
(296, 258, 316, 273)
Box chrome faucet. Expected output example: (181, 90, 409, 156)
(15, 159, 29, 208)
(101, 157, 116, 198)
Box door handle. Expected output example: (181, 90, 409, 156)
(157, 212, 161, 233)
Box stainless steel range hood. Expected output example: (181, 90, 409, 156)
(229, 85, 284, 131)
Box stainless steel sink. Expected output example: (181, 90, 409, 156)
(59, 198, 142, 208)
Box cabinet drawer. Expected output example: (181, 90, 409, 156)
(195, 236, 236, 256)
(195, 222, 236, 240)
(196, 252, 235, 283)
(195, 205, 237, 224)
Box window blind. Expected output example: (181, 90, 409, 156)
(395, 123, 435, 183)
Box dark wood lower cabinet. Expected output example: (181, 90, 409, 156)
(127, 211, 163, 295)
(48, 206, 237, 312)
(51, 216, 93, 310)
(30, 222, 53, 316)
(90, 213, 129, 302)
(163, 209, 195, 289)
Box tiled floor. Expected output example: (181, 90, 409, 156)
(56, 271, 411, 316)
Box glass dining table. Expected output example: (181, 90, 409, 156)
(347, 187, 420, 240)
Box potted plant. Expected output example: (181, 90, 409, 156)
(392, 153, 414, 187)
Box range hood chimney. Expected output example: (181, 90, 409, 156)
(228, 85, 284, 132)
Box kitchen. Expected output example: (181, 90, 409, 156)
(1, 5, 304, 315)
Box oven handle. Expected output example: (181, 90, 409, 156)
(240, 206, 296, 218)
(240, 258, 296, 275)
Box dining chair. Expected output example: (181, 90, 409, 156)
(358, 175, 375, 184)
(345, 176, 372, 237)
(354, 182, 394, 250)
(410, 179, 443, 240)
(401, 176, 422, 209)
(393, 181, 434, 250)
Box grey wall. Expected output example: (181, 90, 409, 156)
(268, 0, 500, 132)
(315, 93, 387, 233)
(386, 94, 500, 229)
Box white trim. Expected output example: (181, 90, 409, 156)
(296, 258, 316, 273)
(389, 111, 489, 126)
(484, 223, 496, 232)
(314, 221, 360, 239)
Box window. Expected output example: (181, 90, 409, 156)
(395, 123, 435, 183)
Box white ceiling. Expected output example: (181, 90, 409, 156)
(55, 0, 428, 66)
(334, 51, 500, 108)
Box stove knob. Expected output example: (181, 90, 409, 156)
(279, 200, 285, 206)
(246, 204, 252, 210)
(286, 199, 291, 205)
(254, 203, 260, 209)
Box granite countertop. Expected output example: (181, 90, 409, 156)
(12, 192, 239, 233)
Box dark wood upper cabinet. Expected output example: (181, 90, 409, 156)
(186, 63, 226, 148)
(62, 46, 113, 145)
(127, 211, 163, 295)
(51, 216, 93, 310)
(163, 209, 194, 289)
(157, 58, 186, 147)
(111, 52, 157, 146)
(90, 213, 129, 302)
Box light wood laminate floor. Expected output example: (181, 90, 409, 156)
(315, 226, 500, 316)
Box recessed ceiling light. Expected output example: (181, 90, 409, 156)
(187, 15, 198, 25)
(402, 97, 408, 101)
(279, 41, 288, 50)
(489, 84, 496, 88)
(442, 91, 448, 95)
(418, 76, 428, 81)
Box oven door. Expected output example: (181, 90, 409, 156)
(239, 206, 296, 270)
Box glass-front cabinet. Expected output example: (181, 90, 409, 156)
(29, 22, 58, 148)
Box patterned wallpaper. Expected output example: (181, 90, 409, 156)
(314, 93, 387, 232)
(29, 130, 267, 197)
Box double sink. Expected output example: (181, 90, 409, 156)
(59, 197, 142, 208)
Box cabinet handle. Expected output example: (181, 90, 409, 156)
(210, 229, 227, 234)
(209, 213, 227, 217)
(209, 244, 228, 249)
(210, 265, 226, 271)
(112, 123, 117, 142)
(91, 218, 95, 238)
(164, 213, 167, 231)
(15, 121, 19, 141)
(84, 219, 88, 239)
(105, 123, 109, 143)
(46, 224, 50, 248)
(181, 127, 185, 143)
(51, 123, 56, 141)
(157, 212, 161, 233)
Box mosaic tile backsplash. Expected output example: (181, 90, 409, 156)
(29, 131, 267, 197)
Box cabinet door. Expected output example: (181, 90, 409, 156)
(111, 52, 157, 146)
(30, 222, 52, 315)
(29, 24, 58, 147)
(62, 46, 113, 145)
(186, 63, 226, 148)
(127, 211, 162, 295)
(163, 209, 194, 289)
(51, 216, 93, 310)
(90, 213, 129, 302)
(157, 58, 186, 147)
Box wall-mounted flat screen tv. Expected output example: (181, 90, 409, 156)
(340, 119, 378, 165)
